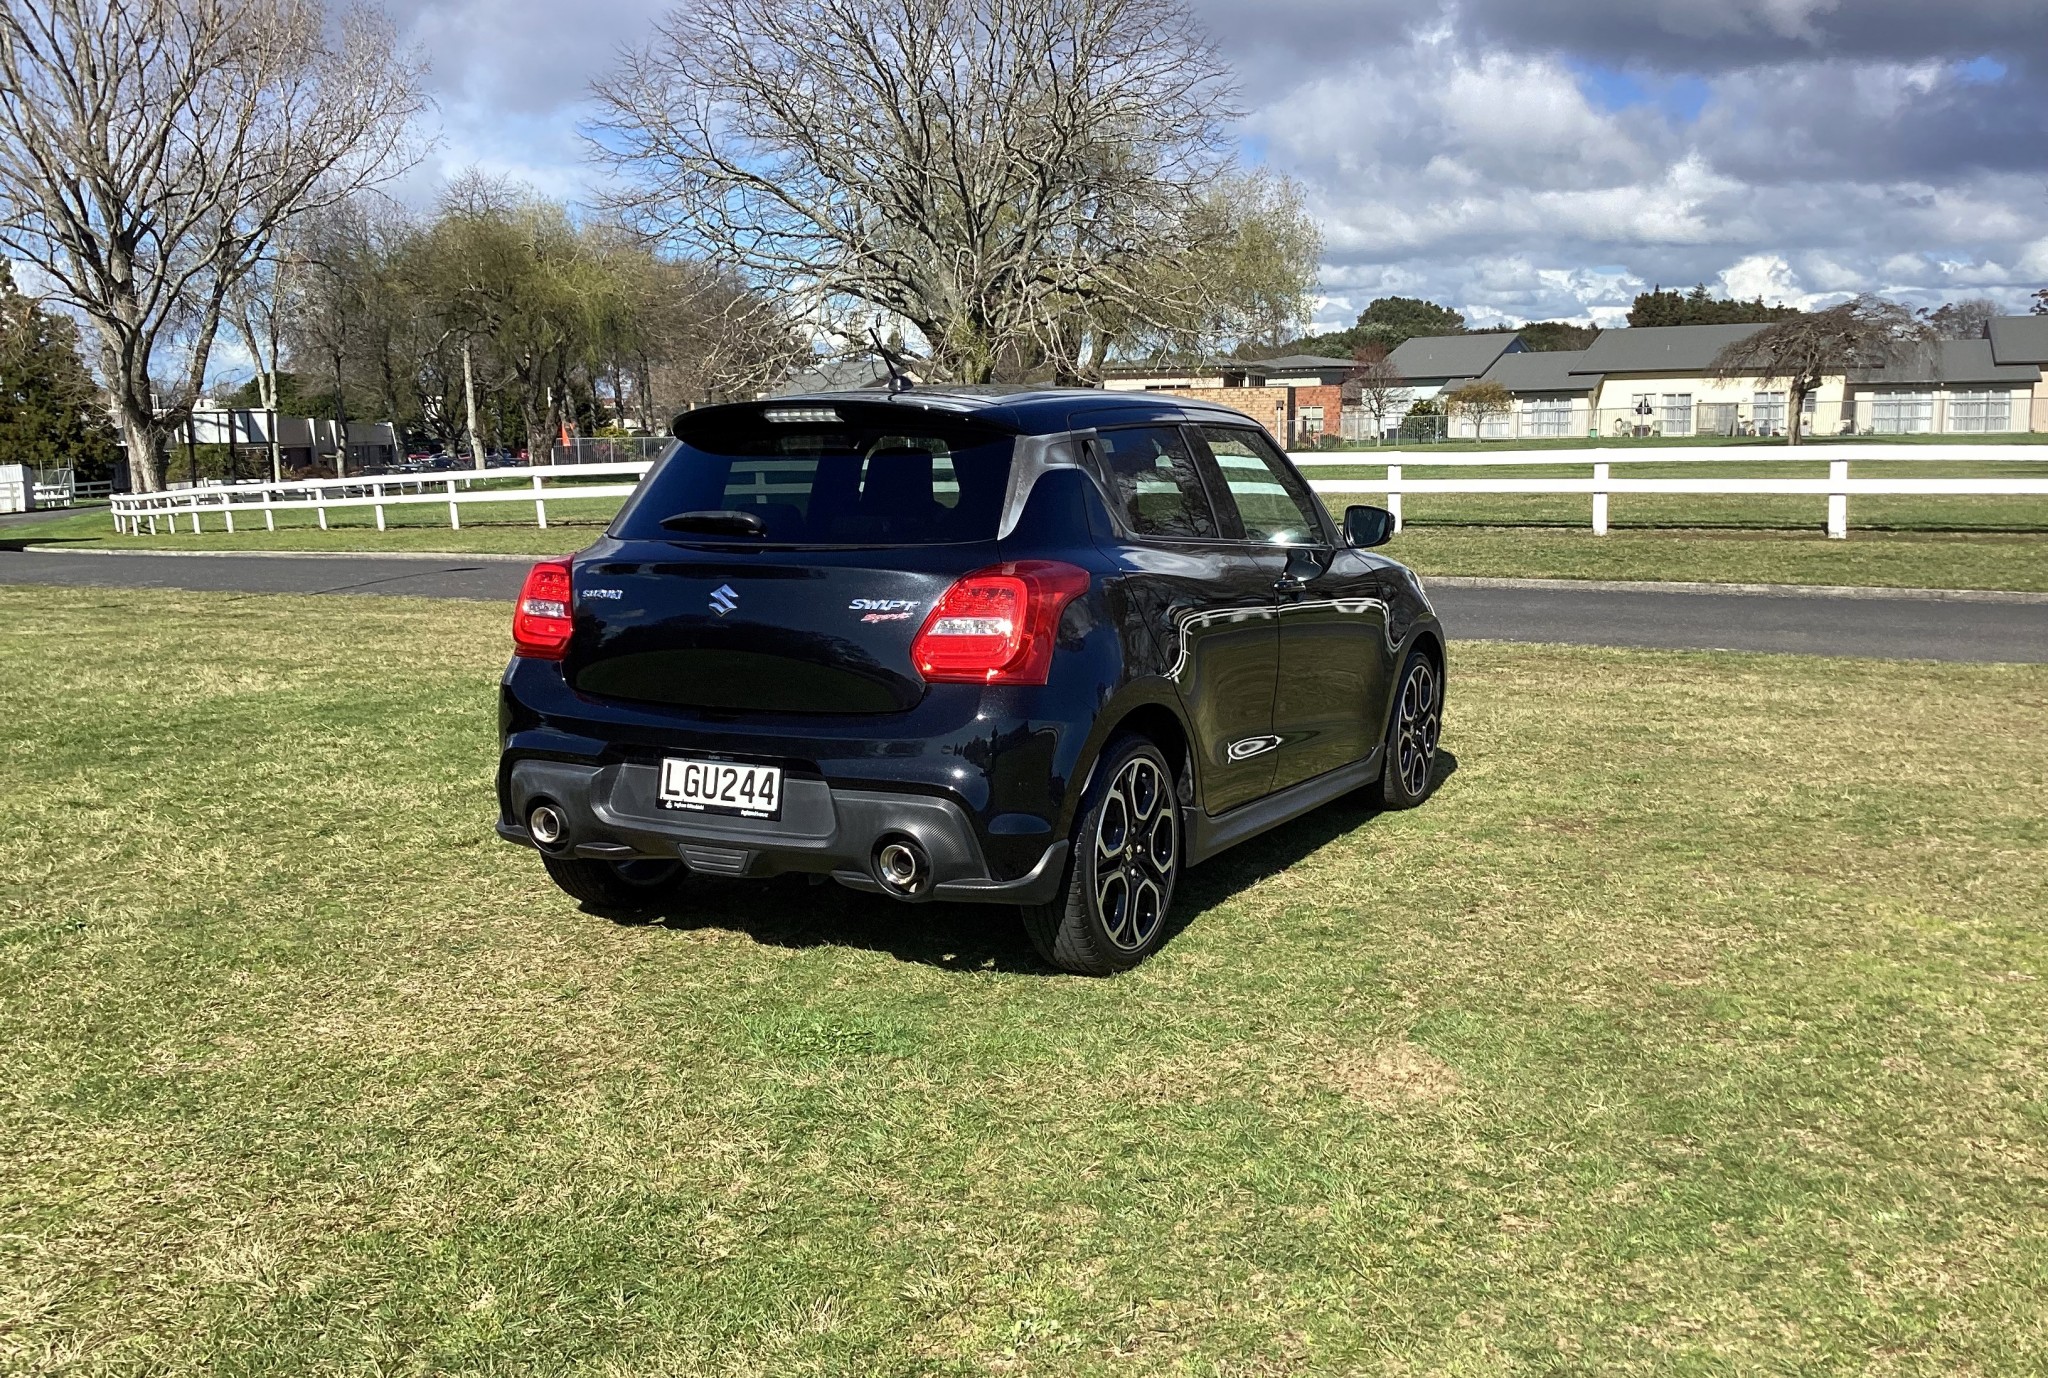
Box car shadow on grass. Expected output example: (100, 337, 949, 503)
(596, 749, 1460, 975)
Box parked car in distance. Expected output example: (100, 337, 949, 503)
(495, 387, 1445, 974)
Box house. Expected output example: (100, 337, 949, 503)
(1101, 353, 1355, 447)
(177, 409, 399, 473)
(1844, 338, 2039, 435)
(1463, 349, 1604, 439)
(1988, 316, 2048, 432)
(1563, 323, 1843, 437)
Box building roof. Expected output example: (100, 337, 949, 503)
(1251, 354, 1359, 373)
(772, 355, 894, 395)
(1848, 338, 2041, 386)
(1570, 323, 1767, 375)
(1386, 332, 1523, 382)
(1988, 315, 2048, 366)
(1481, 349, 1602, 394)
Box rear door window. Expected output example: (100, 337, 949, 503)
(1092, 426, 1219, 540)
(612, 412, 1013, 545)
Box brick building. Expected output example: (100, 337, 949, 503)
(1101, 354, 1353, 447)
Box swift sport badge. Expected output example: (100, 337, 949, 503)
(709, 584, 739, 616)
(850, 597, 920, 623)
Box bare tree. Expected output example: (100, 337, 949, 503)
(1924, 298, 1997, 340)
(1345, 344, 1407, 444)
(1713, 295, 1936, 445)
(0, 0, 425, 490)
(592, 0, 1253, 383)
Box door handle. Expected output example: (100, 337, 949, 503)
(1272, 573, 1305, 593)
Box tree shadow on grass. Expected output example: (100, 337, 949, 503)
(595, 749, 1460, 976)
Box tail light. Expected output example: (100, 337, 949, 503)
(911, 561, 1090, 685)
(513, 559, 574, 660)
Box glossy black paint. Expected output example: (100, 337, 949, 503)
(496, 386, 1444, 900)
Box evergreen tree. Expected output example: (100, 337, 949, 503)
(1628, 285, 1800, 328)
(1355, 296, 1466, 339)
(0, 262, 118, 477)
(1516, 320, 1599, 352)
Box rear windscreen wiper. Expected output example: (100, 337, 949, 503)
(660, 509, 768, 538)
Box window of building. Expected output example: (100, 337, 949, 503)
(1661, 393, 1694, 436)
(1298, 406, 1325, 438)
(1523, 399, 1573, 437)
(1946, 389, 2011, 434)
(1870, 392, 1934, 434)
(1754, 391, 1786, 435)
(1696, 402, 1739, 437)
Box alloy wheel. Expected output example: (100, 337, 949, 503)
(1395, 661, 1441, 798)
(1093, 755, 1178, 952)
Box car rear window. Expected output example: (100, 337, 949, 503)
(611, 410, 1015, 546)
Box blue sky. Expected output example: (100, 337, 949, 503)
(382, 0, 2048, 333)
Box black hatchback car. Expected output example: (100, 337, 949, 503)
(497, 387, 1444, 973)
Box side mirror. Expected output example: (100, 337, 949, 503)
(1344, 504, 1394, 548)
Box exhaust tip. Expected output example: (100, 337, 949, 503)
(527, 801, 567, 849)
(873, 836, 931, 899)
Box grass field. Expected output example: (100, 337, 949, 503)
(4, 588, 2046, 1373)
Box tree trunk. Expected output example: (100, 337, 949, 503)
(463, 338, 487, 470)
(1787, 378, 1808, 447)
(114, 398, 162, 493)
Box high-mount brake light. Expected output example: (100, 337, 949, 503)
(760, 406, 841, 424)
(512, 559, 574, 660)
(911, 561, 1090, 685)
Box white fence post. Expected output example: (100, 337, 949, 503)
(316, 488, 327, 530)
(1828, 460, 1849, 539)
(533, 471, 548, 529)
(223, 500, 234, 534)
(1386, 463, 1403, 532)
(446, 478, 460, 530)
(374, 481, 386, 531)
(263, 491, 275, 531)
(1592, 462, 1610, 536)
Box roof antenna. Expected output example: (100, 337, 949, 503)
(869, 327, 914, 395)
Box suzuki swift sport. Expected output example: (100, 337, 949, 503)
(497, 387, 1445, 974)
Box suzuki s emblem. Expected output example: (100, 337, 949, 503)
(709, 583, 739, 616)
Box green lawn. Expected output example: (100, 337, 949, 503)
(4, 589, 2046, 1373)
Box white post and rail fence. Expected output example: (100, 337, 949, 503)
(105, 443, 2048, 540)
(1293, 445, 2048, 540)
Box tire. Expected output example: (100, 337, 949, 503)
(541, 854, 685, 908)
(1381, 648, 1443, 809)
(1022, 735, 1181, 975)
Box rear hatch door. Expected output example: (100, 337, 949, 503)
(566, 400, 1017, 715)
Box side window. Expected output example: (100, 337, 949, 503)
(1093, 426, 1219, 540)
(1198, 426, 1325, 545)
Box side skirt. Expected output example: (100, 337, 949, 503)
(1185, 746, 1383, 866)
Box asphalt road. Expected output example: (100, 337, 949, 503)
(3, 549, 2045, 663)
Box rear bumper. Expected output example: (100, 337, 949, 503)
(498, 756, 1068, 904)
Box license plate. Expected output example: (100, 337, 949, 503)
(658, 757, 783, 820)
